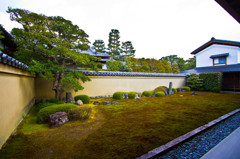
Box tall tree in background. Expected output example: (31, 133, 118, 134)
(108, 29, 120, 57)
(93, 39, 105, 53)
(172, 63, 180, 73)
(7, 8, 100, 100)
(121, 41, 135, 57)
(160, 55, 178, 67)
(184, 56, 196, 70)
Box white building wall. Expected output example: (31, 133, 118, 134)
(196, 44, 240, 68)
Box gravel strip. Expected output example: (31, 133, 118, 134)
(156, 112, 240, 159)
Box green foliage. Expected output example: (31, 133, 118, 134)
(121, 41, 135, 57)
(68, 106, 92, 121)
(212, 87, 221, 93)
(184, 56, 196, 70)
(155, 91, 165, 97)
(47, 98, 64, 104)
(154, 86, 166, 92)
(181, 87, 191, 91)
(113, 92, 125, 99)
(199, 72, 222, 91)
(128, 92, 137, 99)
(36, 102, 56, 110)
(172, 63, 180, 73)
(187, 73, 203, 90)
(127, 57, 172, 73)
(172, 88, 177, 94)
(74, 95, 90, 104)
(106, 60, 124, 71)
(37, 104, 78, 123)
(7, 7, 99, 100)
(108, 29, 120, 56)
(142, 91, 154, 97)
(93, 39, 105, 53)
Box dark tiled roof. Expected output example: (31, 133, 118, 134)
(181, 64, 240, 74)
(191, 38, 240, 55)
(210, 53, 229, 58)
(78, 70, 186, 77)
(0, 52, 29, 70)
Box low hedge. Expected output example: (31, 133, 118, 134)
(142, 91, 154, 97)
(212, 87, 221, 93)
(68, 106, 92, 121)
(180, 87, 191, 91)
(128, 92, 137, 99)
(154, 86, 166, 92)
(36, 102, 56, 110)
(47, 98, 64, 104)
(37, 104, 78, 123)
(113, 92, 125, 99)
(155, 91, 165, 97)
(172, 88, 177, 94)
(74, 95, 90, 104)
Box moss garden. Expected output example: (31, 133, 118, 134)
(1, 90, 240, 159)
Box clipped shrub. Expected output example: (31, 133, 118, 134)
(74, 95, 90, 104)
(199, 72, 222, 91)
(68, 106, 92, 121)
(36, 102, 56, 110)
(113, 92, 125, 99)
(128, 92, 137, 99)
(181, 87, 191, 91)
(37, 104, 78, 123)
(142, 91, 154, 97)
(212, 87, 221, 93)
(172, 88, 177, 94)
(186, 73, 203, 90)
(47, 98, 64, 104)
(154, 86, 166, 92)
(155, 91, 165, 97)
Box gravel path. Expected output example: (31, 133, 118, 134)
(156, 112, 240, 159)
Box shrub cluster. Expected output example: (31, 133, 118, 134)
(37, 104, 78, 123)
(142, 91, 154, 97)
(74, 95, 90, 104)
(186, 73, 203, 90)
(154, 86, 166, 92)
(113, 92, 125, 99)
(172, 88, 177, 94)
(36, 102, 56, 110)
(47, 98, 64, 104)
(128, 92, 137, 99)
(68, 106, 92, 121)
(180, 87, 191, 91)
(155, 91, 165, 97)
(199, 72, 222, 92)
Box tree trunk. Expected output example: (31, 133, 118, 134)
(52, 71, 65, 101)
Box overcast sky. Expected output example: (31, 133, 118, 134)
(0, 0, 239, 60)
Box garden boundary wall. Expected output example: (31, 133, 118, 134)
(35, 71, 186, 99)
(0, 62, 35, 149)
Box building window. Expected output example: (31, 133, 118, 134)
(213, 57, 226, 65)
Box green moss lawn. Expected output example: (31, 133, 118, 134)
(1, 92, 240, 159)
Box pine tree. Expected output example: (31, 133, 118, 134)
(108, 29, 120, 57)
(121, 41, 135, 57)
(93, 39, 105, 53)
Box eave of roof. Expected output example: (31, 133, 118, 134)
(190, 38, 240, 55)
(215, 0, 240, 23)
(181, 63, 240, 74)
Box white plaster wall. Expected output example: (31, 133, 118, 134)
(196, 44, 240, 68)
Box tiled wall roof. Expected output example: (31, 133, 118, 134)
(79, 70, 186, 77)
(0, 52, 29, 70)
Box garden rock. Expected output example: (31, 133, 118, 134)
(135, 94, 140, 99)
(93, 101, 100, 105)
(49, 112, 68, 128)
(169, 82, 173, 95)
(122, 93, 128, 99)
(103, 101, 111, 105)
(191, 91, 195, 95)
(76, 100, 83, 105)
(112, 101, 119, 104)
(66, 92, 75, 103)
(164, 88, 169, 96)
(151, 91, 157, 97)
(141, 94, 145, 97)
